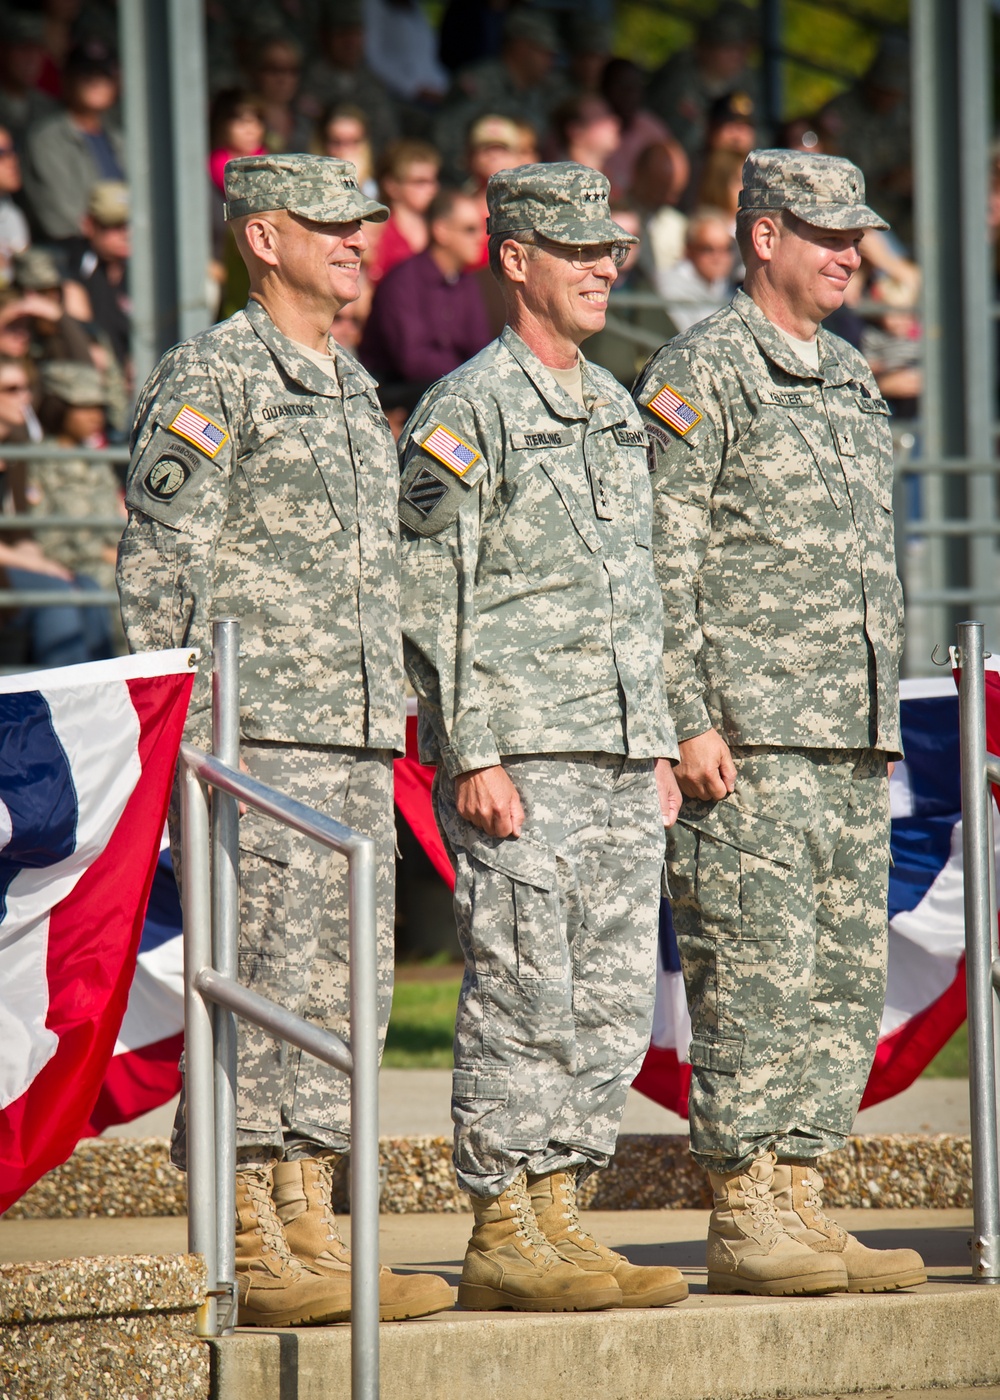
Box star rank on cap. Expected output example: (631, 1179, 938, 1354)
(168, 404, 230, 458)
(647, 382, 702, 436)
(421, 423, 480, 476)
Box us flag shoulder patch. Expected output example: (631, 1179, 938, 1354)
(421, 423, 480, 476)
(647, 382, 702, 436)
(168, 404, 230, 458)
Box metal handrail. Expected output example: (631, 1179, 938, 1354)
(956, 620, 1000, 1282)
(179, 619, 380, 1397)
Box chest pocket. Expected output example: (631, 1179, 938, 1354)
(735, 409, 844, 540)
(239, 413, 357, 561)
(496, 443, 601, 580)
(587, 425, 653, 548)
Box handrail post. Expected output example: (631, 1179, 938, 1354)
(349, 837, 380, 1399)
(958, 619, 1000, 1280)
(212, 619, 241, 1330)
(181, 763, 218, 1335)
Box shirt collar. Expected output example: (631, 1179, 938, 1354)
(731, 288, 854, 388)
(500, 324, 606, 421)
(244, 297, 379, 400)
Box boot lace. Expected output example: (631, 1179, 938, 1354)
(554, 1174, 598, 1248)
(738, 1171, 782, 1243)
(508, 1178, 562, 1263)
(798, 1169, 845, 1240)
(313, 1157, 348, 1246)
(244, 1170, 293, 1262)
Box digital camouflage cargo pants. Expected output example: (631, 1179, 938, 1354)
(171, 743, 395, 1168)
(666, 746, 890, 1174)
(436, 753, 665, 1199)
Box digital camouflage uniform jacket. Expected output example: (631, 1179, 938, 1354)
(633, 289, 903, 755)
(116, 298, 404, 752)
(398, 325, 677, 777)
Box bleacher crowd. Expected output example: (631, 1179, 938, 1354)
(0, 0, 935, 669)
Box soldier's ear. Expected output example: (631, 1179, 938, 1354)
(499, 237, 531, 284)
(750, 214, 781, 263)
(242, 215, 281, 267)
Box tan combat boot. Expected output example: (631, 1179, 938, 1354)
(706, 1152, 849, 1296)
(272, 1157, 454, 1321)
(528, 1169, 688, 1307)
(459, 1169, 622, 1312)
(772, 1161, 927, 1293)
(235, 1164, 354, 1326)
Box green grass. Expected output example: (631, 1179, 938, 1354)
(383, 977, 461, 1068)
(922, 1021, 968, 1079)
(384, 977, 971, 1078)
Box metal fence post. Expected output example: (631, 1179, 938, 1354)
(212, 620, 241, 1330)
(957, 620, 1000, 1280)
(349, 837, 381, 1398)
(181, 763, 218, 1335)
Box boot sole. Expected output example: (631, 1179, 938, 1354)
(239, 1303, 352, 1326)
(707, 1269, 847, 1297)
(458, 1282, 621, 1312)
(847, 1269, 927, 1293)
(380, 1292, 455, 1322)
(618, 1279, 689, 1307)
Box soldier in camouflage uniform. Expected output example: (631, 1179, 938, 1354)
(633, 150, 925, 1297)
(398, 162, 687, 1313)
(116, 153, 451, 1329)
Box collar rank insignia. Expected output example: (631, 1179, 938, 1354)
(647, 382, 702, 436)
(421, 423, 480, 476)
(168, 404, 230, 458)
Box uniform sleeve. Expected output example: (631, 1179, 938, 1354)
(397, 391, 501, 778)
(115, 350, 236, 748)
(632, 345, 726, 743)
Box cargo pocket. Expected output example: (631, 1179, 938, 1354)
(237, 812, 292, 965)
(466, 835, 563, 979)
(689, 1034, 742, 1076)
(452, 1065, 511, 1178)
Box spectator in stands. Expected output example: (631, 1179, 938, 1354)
(0, 11, 57, 156)
(23, 42, 124, 249)
(0, 354, 114, 667)
(435, 9, 568, 180)
(303, 6, 399, 157)
(601, 57, 688, 205)
(10, 247, 96, 370)
(631, 141, 688, 285)
(462, 114, 534, 268)
(551, 94, 621, 176)
(818, 31, 912, 247)
(367, 138, 440, 284)
(208, 89, 267, 193)
(777, 118, 824, 154)
(566, 18, 614, 97)
(0, 126, 29, 289)
(696, 147, 745, 232)
(364, 0, 448, 106)
(318, 103, 377, 198)
(31, 359, 123, 596)
(685, 89, 757, 214)
(360, 187, 490, 389)
(248, 35, 312, 154)
(646, 2, 759, 161)
(656, 207, 736, 331)
(63, 181, 132, 389)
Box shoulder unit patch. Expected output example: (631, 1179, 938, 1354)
(168, 403, 230, 458)
(420, 423, 480, 476)
(647, 382, 702, 436)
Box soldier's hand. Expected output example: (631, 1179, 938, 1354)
(675, 729, 737, 801)
(655, 757, 683, 827)
(454, 765, 525, 839)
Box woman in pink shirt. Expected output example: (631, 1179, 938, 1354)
(208, 90, 267, 192)
(366, 139, 440, 285)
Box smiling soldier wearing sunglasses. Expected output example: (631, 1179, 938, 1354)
(398, 161, 685, 1314)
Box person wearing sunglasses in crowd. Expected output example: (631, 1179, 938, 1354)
(397, 163, 686, 1315)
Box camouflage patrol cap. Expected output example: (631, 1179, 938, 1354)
(487, 161, 638, 246)
(88, 180, 129, 225)
(40, 361, 108, 406)
(739, 148, 889, 231)
(12, 247, 62, 292)
(223, 153, 388, 223)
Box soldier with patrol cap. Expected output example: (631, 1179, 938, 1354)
(398, 161, 687, 1313)
(116, 153, 452, 1327)
(633, 150, 926, 1296)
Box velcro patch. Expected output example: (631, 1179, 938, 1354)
(403, 467, 450, 518)
(857, 396, 891, 415)
(510, 430, 570, 450)
(647, 382, 702, 436)
(259, 401, 318, 421)
(168, 403, 229, 458)
(144, 454, 192, 500)
(420, 422, 480, 476)
(613, 426, 647, 447)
